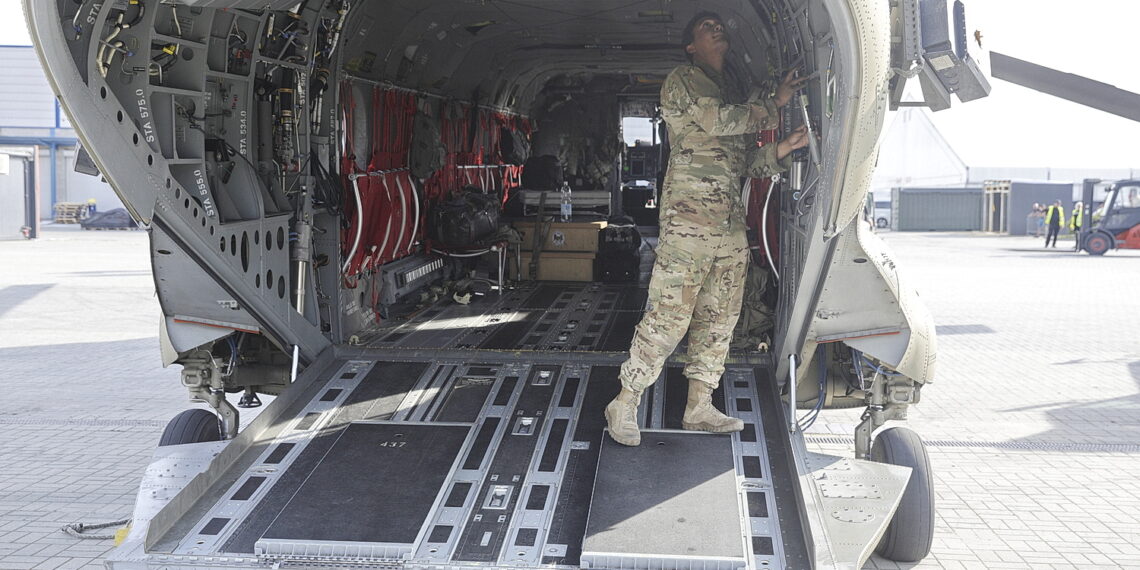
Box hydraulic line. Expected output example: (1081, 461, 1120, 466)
(342, 174, 364, 275)
(292, 213, 313, 315)
(392, 173, 408, 257)
(787, 354, 798, 433)
(375, 174, 394, 264)
(96, 14, 124, 77)
(761, 177, 780, 280)
(408, 175, 420, 255)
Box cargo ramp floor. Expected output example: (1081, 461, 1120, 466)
(126, 284, 812, 570)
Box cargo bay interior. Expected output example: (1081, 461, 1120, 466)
(31, 0, 890, 568)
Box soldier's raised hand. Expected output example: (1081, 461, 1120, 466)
(776, 125, 810, 159)
(774, 69, 810, 107)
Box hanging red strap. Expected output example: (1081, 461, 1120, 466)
(397, 92, 415, 168)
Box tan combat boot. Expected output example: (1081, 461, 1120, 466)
(604, 388, 642, 446)
(682, 379, 744, 433)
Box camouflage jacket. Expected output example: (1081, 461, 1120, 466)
(659, 63, 791, 232)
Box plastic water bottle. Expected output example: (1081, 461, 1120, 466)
(560, 181, 572, 222)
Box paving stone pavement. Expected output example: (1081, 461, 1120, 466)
(1, 226, 1138, 569)
(805, 232, 1140, 570)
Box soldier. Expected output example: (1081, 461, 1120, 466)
(605, 11, 810, 446)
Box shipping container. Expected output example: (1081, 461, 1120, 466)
(891, 187, 984, 231)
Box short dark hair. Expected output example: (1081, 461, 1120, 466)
(682, 11, 722, 49)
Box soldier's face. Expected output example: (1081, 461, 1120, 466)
(686, 18, 729, 60)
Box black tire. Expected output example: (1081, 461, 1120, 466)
(1084, 232, 1111, 256)
(158, 409, 221, 446)
(876, 217, 889, 229)
(871, 427, 934, 562)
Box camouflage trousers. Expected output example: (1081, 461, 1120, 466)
(619, 223, 749, 392)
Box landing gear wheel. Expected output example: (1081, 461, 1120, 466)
(871, 427, 934, 562)
(158, 409, 221, 446)
(876, 217, 888, 229)
(1084, 232, 1111, 256)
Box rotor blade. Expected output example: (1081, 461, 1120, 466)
(990, 51, 1140, 123)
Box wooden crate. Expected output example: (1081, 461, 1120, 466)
(510, 251, 595, 282)
(514, 220, 606, 252)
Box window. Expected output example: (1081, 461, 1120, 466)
(1111, 186, 1140, 211)
(622, 117, 655, 146)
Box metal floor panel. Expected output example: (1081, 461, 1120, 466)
(149, 349, 791, 569)
(360, 283, 647, 352)
(582, 431, 745, 568)
(356, 284, 768, 365)
(259, 423, 470, 550)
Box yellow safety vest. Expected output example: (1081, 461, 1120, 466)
(1069, 209, 1083, 230)
(1046, 205, 1065, 226)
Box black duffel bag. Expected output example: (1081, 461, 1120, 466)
(596, 216, 642, 282)
(430, 188, 501, 247)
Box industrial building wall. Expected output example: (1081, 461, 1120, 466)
(891, 187, 984, 231)
(1008, 182, 1072, 236)
(1, 46, 125, 221)
(0, 155, 30, 240)
(0, 46, 69, 129)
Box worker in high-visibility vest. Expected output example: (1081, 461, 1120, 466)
(1044, 200, 1065, 248)
(1069, 202, 1084, 251)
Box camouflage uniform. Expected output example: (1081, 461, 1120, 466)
(620, 62, 790, 393)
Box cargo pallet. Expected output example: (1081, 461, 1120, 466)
(52, 203, 88, 224)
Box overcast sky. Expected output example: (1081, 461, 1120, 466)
(4, 1, 1138, 168)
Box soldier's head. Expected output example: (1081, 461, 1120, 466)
(683, 11, 728, 63)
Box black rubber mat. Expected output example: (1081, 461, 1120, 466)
(598, 312, 640, 351)
(437, 378, 495, 423)
(262, 423, 469, 544)
(615, 287, 649, 311)
(478, 312, 540, 349)
(221, 362, 429, 553)
(663, 367, 688, 429)
(518, 284, 566, 310)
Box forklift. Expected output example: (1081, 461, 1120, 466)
(989, 55, 1140, 256)
(1078, 179, 1140, 256)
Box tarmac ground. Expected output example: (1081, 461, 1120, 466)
(0, 225, 1138, 569)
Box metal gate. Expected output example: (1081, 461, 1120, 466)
(984, 180, 1011, 234)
